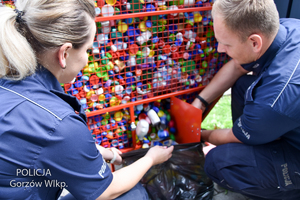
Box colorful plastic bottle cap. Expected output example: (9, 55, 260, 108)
(183, 0, 194, 6)
(90, 94, 98, 102)
(111, 139, 119, 147)
(110, 96, 120, 106)
(114, 111, 123, 121)
(90, 75, 100, 86)
(142, 47, 150, 56)
(95, 7, 101, 16)
(158, 40, 165, 48)
(176, 32, 183, 40)
(129, 44, 139, 55)
(149, 50, 155, 57)
(136, 104, 144, 111)
(102, 5, 114, 16)
(145, 20, 152, 28)
(157, 110, 165, 117)
(109, 20, 116, 26)
(157, 129, 169, 139)
(170, 44, 178, 52)
(150, 134, 159, 143)
(114, 85, 124, 95)
(118, 22, 128, 33)
(115, 60, 126, 71)
(139, 21, 147, 32)
(98, 94, 106, 101)
(183, 52, 190, 60)
(102, 26, 111, 34)
(106, 0, 116, 5)
(136, 69, 142, 76)
(97, 0, 105, 7)
(194, 13, 202, 22)
(163, 44, 171, 54)
(169, 5, 178, 16)
(80, 98, 87, 105)
(202, 60, 208, 68)
(146, 4, 156, 12)
(125, 18, 133, 24)
(95, 87, 104, 95)
(97, 33, 107, 44)
(101, 119, 109, 125)
(123, 95, 130, 101)
(125, 86, 133, 94)
(138, 113, 147, 121)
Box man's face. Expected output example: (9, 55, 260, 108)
(213, 14, 255, 65)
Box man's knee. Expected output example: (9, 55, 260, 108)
(114, 183, 149, 200)
(204, 148, 219, 181)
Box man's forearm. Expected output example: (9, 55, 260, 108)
(199, 59, 248, 104)
(202, 128, 242, 146)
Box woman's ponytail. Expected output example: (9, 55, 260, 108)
(0, 6, 36, 80)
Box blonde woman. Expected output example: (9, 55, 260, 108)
(0, 1, 173, 199)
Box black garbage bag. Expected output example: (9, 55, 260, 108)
(121, 143, 214, 200)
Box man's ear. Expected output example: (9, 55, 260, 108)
(248, 34, 262, 53)
(58, 43, 72, 69)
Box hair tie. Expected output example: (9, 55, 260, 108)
(14, 9, 24, 24)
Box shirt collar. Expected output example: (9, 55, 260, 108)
(34, 65, 63, 92)
(34, 65, 87, 121)
(241, 24, 287, 75)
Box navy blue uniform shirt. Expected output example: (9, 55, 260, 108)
(233, 18, 300, 150)
(0, 67, 113, 200)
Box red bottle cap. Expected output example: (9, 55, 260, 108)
(90, 75, 100, 86)
(163, 44, 171, 54)
(129, 44, 139, 55)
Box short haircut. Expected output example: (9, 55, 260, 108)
(212, 0, 280, 42)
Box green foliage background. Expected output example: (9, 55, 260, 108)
(201, 95, 233, 129)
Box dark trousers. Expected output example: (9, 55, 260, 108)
(204, 75, 300, 200)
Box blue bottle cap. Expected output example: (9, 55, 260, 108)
(157, 129, 169, 140)
(95, 137, 102, 144)
(74, 82, 83, 88)
(152, 36, 159, 43)
(145, 20, 152, 28)
(124, 18, 133, 24)
(105, 94, 112, 99)
(72, 89, 79, 95)
(152, 106, 159, 113)
(175, 39, 182, 46)
(111, 139, 119, 147)
(146, 4, 155, 12)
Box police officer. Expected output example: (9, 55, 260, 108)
(0, 1, 173, 199)
(192, 0, 300, 199)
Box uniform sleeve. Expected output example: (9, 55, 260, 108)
(232, 103, 299, 145)
(36, 114, 113, 200)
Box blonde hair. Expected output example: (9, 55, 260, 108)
(0, 0, 95, 80)
(212, 0, 280, 42)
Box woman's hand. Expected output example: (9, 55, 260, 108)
(109, 147, 123, 165)
(144, 145, 174, 166)
(95, 144, 123, 165)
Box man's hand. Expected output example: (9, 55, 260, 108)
(191, 97, 206, 112)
